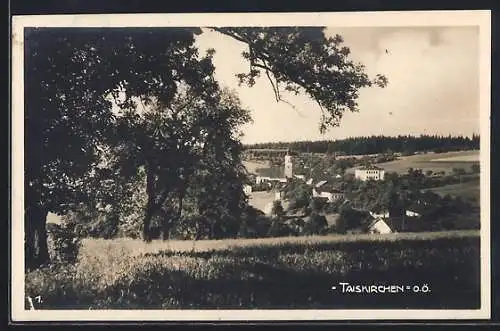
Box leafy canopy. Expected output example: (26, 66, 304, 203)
(213, 27, 388, 132)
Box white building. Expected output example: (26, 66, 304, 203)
(405, 210, 421, 217)
(256, 176, 286, 185)
(255, 152, 296, 185)
(293, 174, 306, 180)
(367, 219, 392, 234)
(312, 188, 344, 203)
(355, 166, 385, 181)
(243, 184, 253, 195)
(369, 210, 390, 219)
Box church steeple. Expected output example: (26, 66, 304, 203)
(284, 150, 293, 179)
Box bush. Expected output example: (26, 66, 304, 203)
(301, 213, 328, 235)
(46, 222, 81, 264)
(237, 207, 272, 238)
(267, 218, 295, 237)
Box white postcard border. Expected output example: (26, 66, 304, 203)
(11, 10, 492, 321)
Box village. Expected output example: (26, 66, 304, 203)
(242, 147, 480, 236)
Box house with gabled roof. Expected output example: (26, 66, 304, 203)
(311, 180, 345, 203)
(366, 218, 392, 234)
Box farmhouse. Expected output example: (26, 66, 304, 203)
(312, 188, 345, 202)
(355, 165, 385, 181)
(311, 181, 345, 202)
(366, 218, 392, 234)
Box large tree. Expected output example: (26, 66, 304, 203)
(112, 86, 251, 241)
(24, 27, 387, 268)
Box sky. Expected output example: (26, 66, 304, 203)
(194, 26, 480, 144)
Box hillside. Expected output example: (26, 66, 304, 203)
(244, 134, 480, 155)
(347, 150, 480, 175)
(427, 180, 480, 200)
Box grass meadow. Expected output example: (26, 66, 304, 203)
(26, 230, 480, 310)
(348, 150, 480, 175)
(427, 180, 481, 200)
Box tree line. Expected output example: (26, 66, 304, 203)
(244, 134, 480, 155)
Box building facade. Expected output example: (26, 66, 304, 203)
(354, 166, 385, 181)
(312, 188, 344, 202)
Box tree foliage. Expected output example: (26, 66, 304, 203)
(213, 27, 387, 132)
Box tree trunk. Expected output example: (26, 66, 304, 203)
(143, 165, 156, 242)
(37, 212, 50, 265)
(142, 201, 154, 242)
(161, 206, 174, 241)
(161, 187, 185, 241)
(161, 217, 171, 241)
(25, 202, 49, 270)
(25, 206, 36, 271)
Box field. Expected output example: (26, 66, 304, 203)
(242, 160, 272, 174)
(248, 191, 275, 214)
(78, 229, 479, 256)
(431, 154, 479, 162)
(347, 150, 480, 175)
(26, 230, 480, 310)
(427, 179, 481, 200)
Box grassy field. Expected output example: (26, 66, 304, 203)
(242, 160, 272, 174)
(348, 150, 480, 175)
(248, 191, 275, 214)
(26, 230, 480, 310)
(247, 191, 291, 214)
(79, 229, 480, 257)
(427, 179, 480, 200)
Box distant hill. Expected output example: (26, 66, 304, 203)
(244, 134, 480, 156)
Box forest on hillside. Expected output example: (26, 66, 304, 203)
(244, 134, 480, 155)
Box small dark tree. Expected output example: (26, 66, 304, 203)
(302, 212, 328, 235)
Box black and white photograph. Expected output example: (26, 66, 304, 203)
(11, 11, 491, 321)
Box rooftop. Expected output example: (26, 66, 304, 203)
(357, 165, 384, 171)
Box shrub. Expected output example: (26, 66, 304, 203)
(301, 213, 328, 235)
(46, 222, 81, 264)
(267, 218, 295, 237)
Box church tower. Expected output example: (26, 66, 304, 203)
(284, 150, 293, 179)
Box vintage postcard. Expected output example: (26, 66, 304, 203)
(11, 10, 491, 321)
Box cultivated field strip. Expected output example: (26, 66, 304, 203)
(80, 230, 480, 258)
